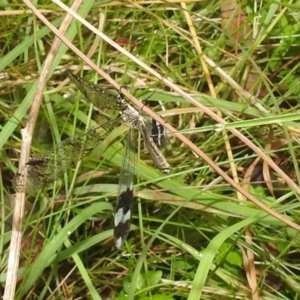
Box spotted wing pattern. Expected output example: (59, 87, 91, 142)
(114, 126, 136, 249)
(12, 121, 119, 193)
(149, 119, 166, 147)
(13, 71, 171, 250)
(66, 73, 171, 248)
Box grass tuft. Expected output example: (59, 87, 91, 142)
(1, 1, 300, 299)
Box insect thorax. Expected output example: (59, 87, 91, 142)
(120, 105, 144, 128)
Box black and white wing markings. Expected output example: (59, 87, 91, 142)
(144, 118, 167, 148)
(12, 120, 119, 193)
(12, 72, 172, 248)
(67, 72, 171, 174)
(67, 73, 171, 247)
(114, 126, 136, 249)
(150, 119, 166, 147)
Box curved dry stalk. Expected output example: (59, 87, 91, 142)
(31, 0, 300, 233)
(3, 1, 83, 299)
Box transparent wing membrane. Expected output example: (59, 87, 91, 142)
(12, 120, 119, 192)
(13, 72, 170, 249)
(67, 71, 121, 110)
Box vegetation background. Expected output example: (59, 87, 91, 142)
(1, 0, 300, 299)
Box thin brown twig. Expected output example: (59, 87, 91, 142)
(180, 1, 243, 201)
(8, 4, 300, 290)
(220, 2, 260, 298)
(5, 2, 296, 298)
(47, 0, 300, 232)
(3, 1, 82, 299)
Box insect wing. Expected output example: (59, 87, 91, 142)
(144, 118, 167, 148)
(67, 71, 120, 110)
(114, 126, 136, 249)
(12, 120, 119, 193)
